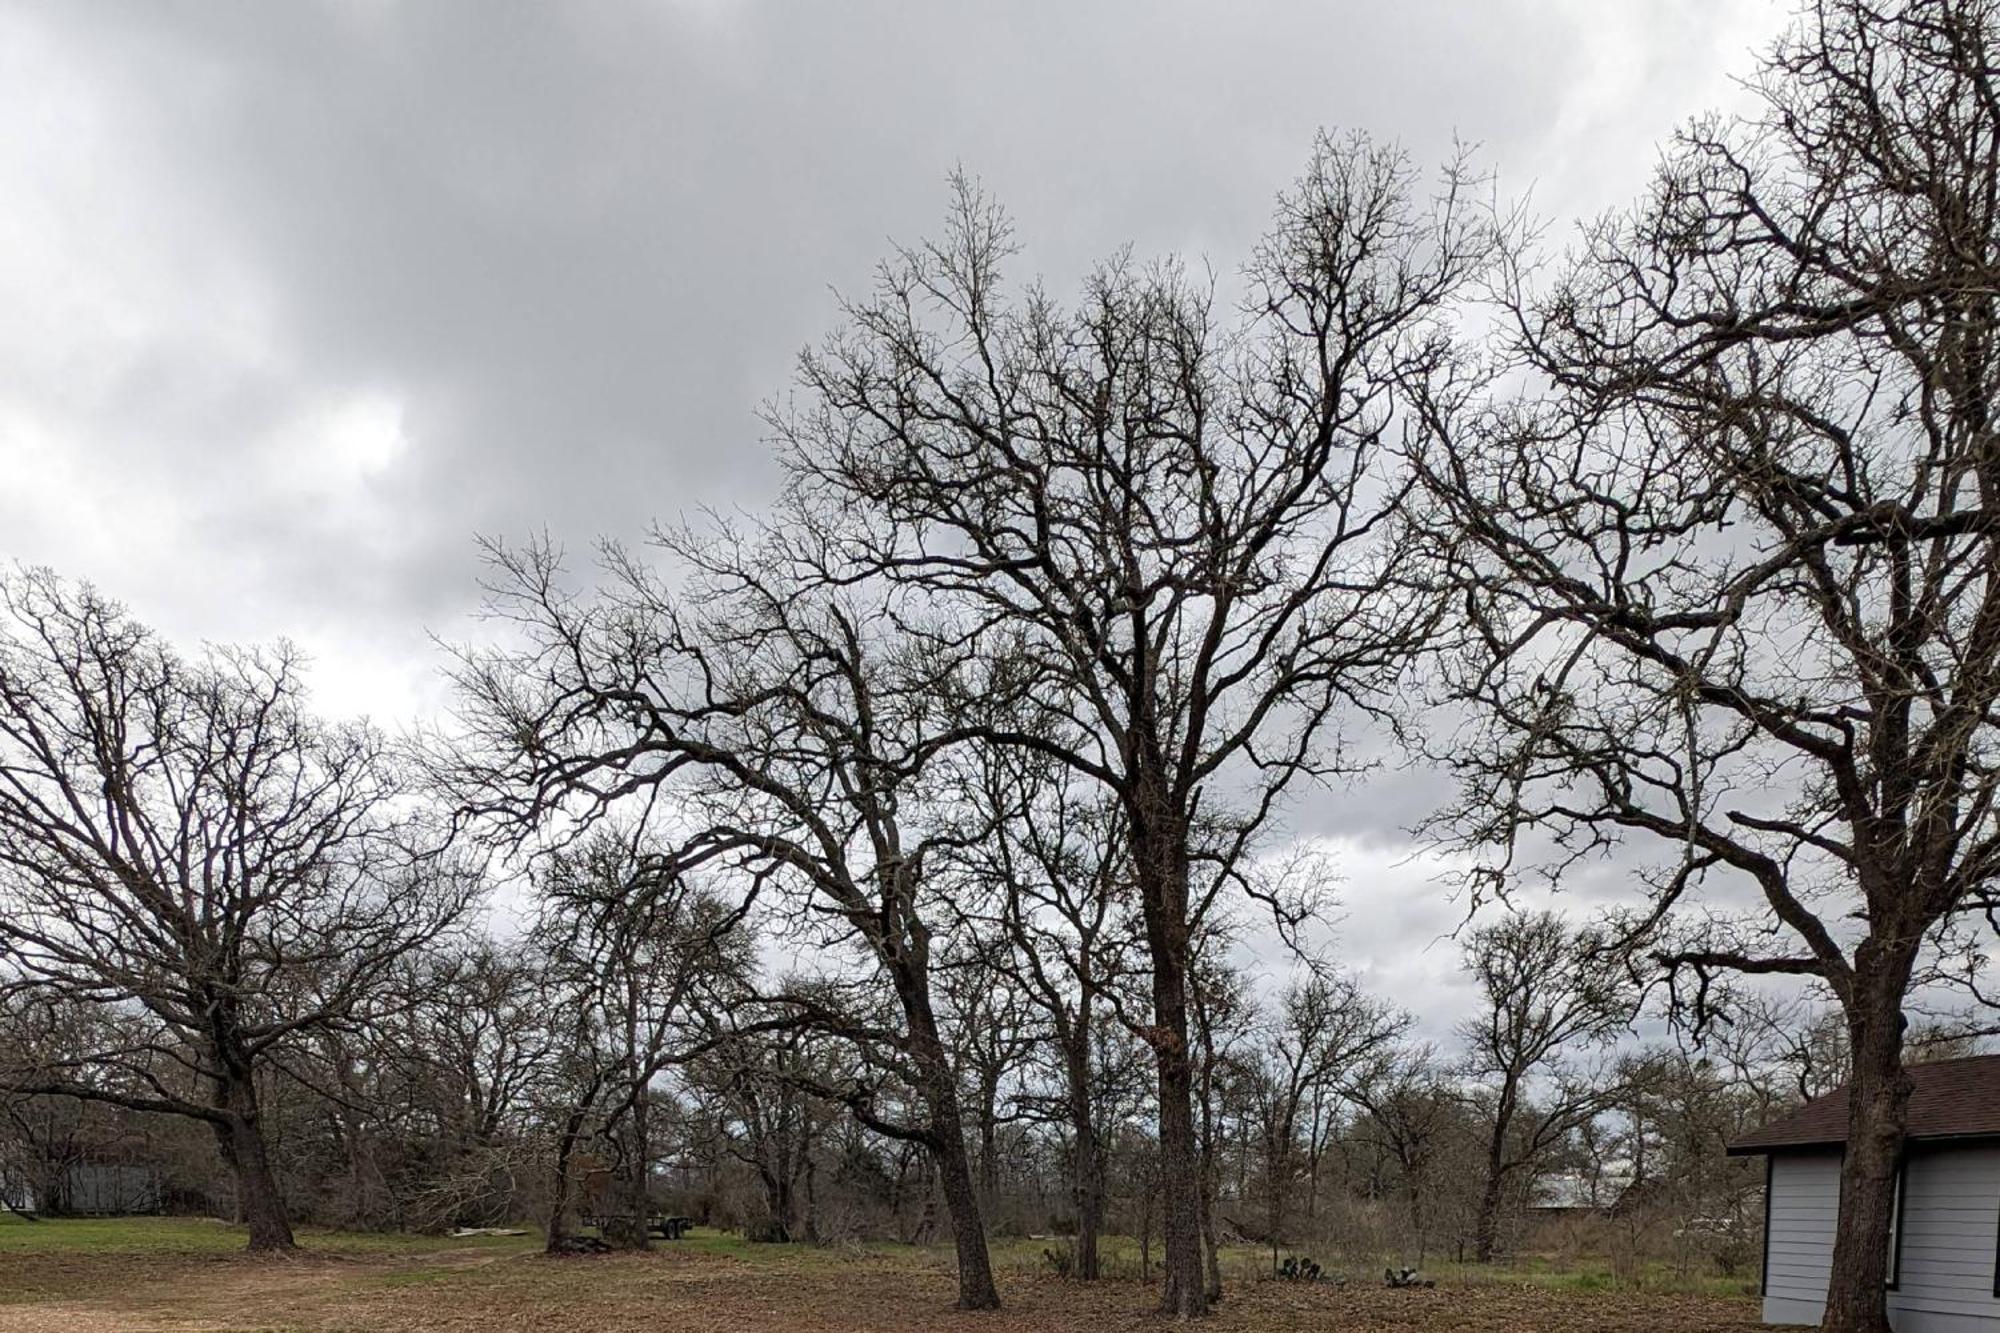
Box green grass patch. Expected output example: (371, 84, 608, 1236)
(0, 1213, 538, 1258)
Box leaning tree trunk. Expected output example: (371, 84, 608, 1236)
(891, 945, 1001, 1310)
(929, 1106, 1003, 1311)
(916, 1058, 999, 1307)
(1820, 956, 1914, 1333)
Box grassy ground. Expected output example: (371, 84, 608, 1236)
(0, 1216, 1762, 1332)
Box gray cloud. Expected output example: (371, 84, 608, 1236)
(0, 0, 1791, 1025)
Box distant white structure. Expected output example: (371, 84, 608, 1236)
(1528, 1171, 1634, 1215)
(0, 1164, 163, 1217)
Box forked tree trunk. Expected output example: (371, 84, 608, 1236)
(1820, 959, 1913, 1333)
(754, 1163, 794, 1241)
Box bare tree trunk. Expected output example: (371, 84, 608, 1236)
(1474, 1076, 1517, 1265)
(930, 1108, 1002, 1311)
(753, 1160, 793, 1241)
(229, 1122, 294, 1252)
(212, 1068, 294, 1253)
(890, 917, 1001, 1309)
(1072, 1117, 1105, 1281)
(1821, 962, 1912, 1333)
(1198, 1152, 1222, 1305)
(1140, 1172, 1156, 1283)
(1407, 1180, 1428, 1267)
(1194, 1023, 1223, 1306)
(606, 1084, 652, 1251)
(1267, 1186, 1284, 1277)
(545, 1085, 599, 1254)
(907, 1023, 998, 1304)
(1473, 1163, 1504, 1265)
(977, 1115, 1000, 1225)
(803, 1145, 821, 1246)
(1151, 979, 1207, 1316)
(1138, 816, 1209, 1317)
(1063, 1030, 1104, 1280)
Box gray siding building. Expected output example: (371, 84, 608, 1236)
(1731, 1055, 2000, 1331)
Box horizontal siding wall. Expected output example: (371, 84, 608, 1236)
(1765, 1151, 1841, 1325)
(1887, 1144, 2000, 1333)
(1760, 1145, 2000, 1332)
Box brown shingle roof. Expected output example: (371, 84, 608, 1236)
(1727, 1053, 2000, 1154)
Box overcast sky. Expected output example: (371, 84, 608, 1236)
(0, 0, 1793, 1037)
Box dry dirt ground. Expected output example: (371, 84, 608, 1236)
(0, 1222, 1764, 1333)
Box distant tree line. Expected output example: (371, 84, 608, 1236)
(17, 844, 1968, 1288)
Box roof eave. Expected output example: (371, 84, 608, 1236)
(1727, 1129, 2000, 1156)
(1725, 1139, 1841, 1157)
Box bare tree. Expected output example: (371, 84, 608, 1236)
(947, 748, 1143, 1278)
(1711, 991, 1855, 1121)
(423, 944, 552, 1160)
(776, 133, 1499, 1314)
(442, 524, 1004, 1308)
(1414, 3, 2000, 1323)
(408, 942, 552, 1217)
(1455, 911, 1635, 1262)
(937, 953, 1036, 1226)
(687, 1023, 848, 1243)
(1186, 937, 1253, 1304)
(1347, 1045, 1462, 1266)
(1245, 969, 1407, 1272)
(0, 569, 474, 1251)
(532, 833, 750, 1249)
(0, 994, 119, 1218)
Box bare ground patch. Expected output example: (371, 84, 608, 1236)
(0, 1239, 1762, 1333)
